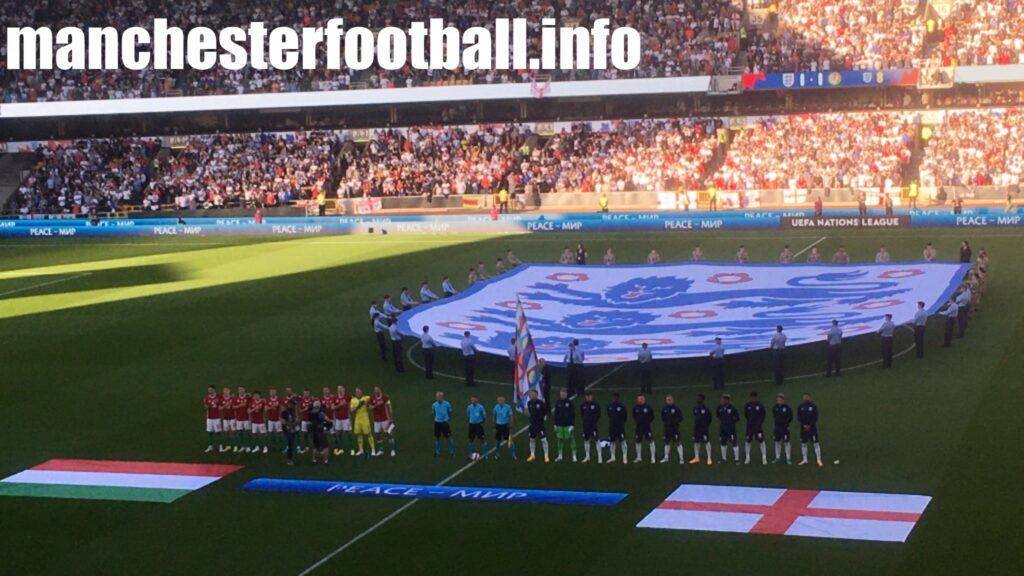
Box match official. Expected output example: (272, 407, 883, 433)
(388, 318, 405, 372)
(637, 342, 653, 395)
(372, 313, 389, 361)
(878, 314, 895, 368)
(420, 326, 435, 379)
(956, 285, 972, 337)
(770, 326, 787, 385)
(709, 337, 725, 389)
(912, 301, 927, 358)
(564, 340, 585, 397)
(825, 320, 842, 377)
(943, 299, 959, 348)
(461, 331, 478, 387)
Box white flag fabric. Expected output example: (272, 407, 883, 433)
(637, 484, 931, 543)
(397, 262, 969, 365)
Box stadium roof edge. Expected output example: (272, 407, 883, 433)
(0, 76, 711, 119)
(1, 64, 1021, 120)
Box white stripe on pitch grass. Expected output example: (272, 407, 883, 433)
(1, 469, 222, 491)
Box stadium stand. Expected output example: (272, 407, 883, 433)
(928, 0, 1024, 66)
(145, 132, 344, 210)
(748, 0, 927, 73)
(919, 108, 1023, 188)
(711, 113, 914, 191)
(9, 139, 161, 216)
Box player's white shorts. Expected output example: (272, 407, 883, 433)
(301, 421, 310, 432)
(334, 418, 352, 432)
(374, 420, 392, 434)
(251, 422, 268, 434)
(206, 418, 223, 433)
(223, 419, 236, 432)
(268, 420, 282, 433)
(237, 420, 251, 431)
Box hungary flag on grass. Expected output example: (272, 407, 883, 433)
(0, 459, 242, 503)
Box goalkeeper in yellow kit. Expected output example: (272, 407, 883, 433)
(350, 387, 375, 457)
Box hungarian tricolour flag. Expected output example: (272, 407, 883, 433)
(637, 484, 931, 543)
(0, 459, 242, 503)
(513, 298, 543, 412)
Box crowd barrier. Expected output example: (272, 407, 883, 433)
(1, 208, 1022, 238)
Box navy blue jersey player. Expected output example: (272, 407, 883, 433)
(660, 395, 684, 464)
(604, 393, 628, 464)
(579, 392, 601, 463)
(716, 394, 741, 464)
(632, 395, 656, 464)
(772, 393, 793, 464)
(797, 392, 823, 467)
(688, 394, 713, 465)
(744, 391, 768, 465)
(525, 390, 550, 463)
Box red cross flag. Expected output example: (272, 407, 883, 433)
(637, 484, 931, 542)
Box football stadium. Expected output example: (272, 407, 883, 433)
(1, 2, 1023, 575)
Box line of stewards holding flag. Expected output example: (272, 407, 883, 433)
(429, 388, 824, 467)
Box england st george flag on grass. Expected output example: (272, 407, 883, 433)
(637, 484, 931, 543)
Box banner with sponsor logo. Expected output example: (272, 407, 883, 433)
(780, 215, 912, 229)
(242, 478, 626, 506)
(1, 209, 1021, 238)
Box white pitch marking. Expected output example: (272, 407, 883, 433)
(793, 236, 828, 258)
(296, 362, 626, 576)
(0, 272, 92, 298)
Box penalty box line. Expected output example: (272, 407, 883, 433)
(296, 362, 626, 576)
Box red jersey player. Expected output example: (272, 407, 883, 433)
(266, 388, 283, 450)
(369, 386, 395, 457)
(299, 389, 313, 454)
(234, 386, 252, 453)
(203, 385, 224, 453)
(249, 391, 268, 454)
(221, 387, 236, 448)
(333, 385, 353, 456)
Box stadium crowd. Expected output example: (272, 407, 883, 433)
(919, 109, 1024, 188)
(747, 0, 926, 73)
(928, 0, 1024, 67)
(543, 118, 722, 193)
(10, 138, 160, 216)
(145, 132, 344, 210)
(710, 113, 914, 191)
(11, 108, 1024, 216)
(338, 124, 533, 199)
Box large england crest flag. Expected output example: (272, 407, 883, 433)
(637, 484, 931, 542)
(397, 262, 969, 365)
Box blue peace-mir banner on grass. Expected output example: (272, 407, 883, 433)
(398, 262, 970, 366)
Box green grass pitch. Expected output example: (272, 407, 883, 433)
(0, 229, 1022, 576)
